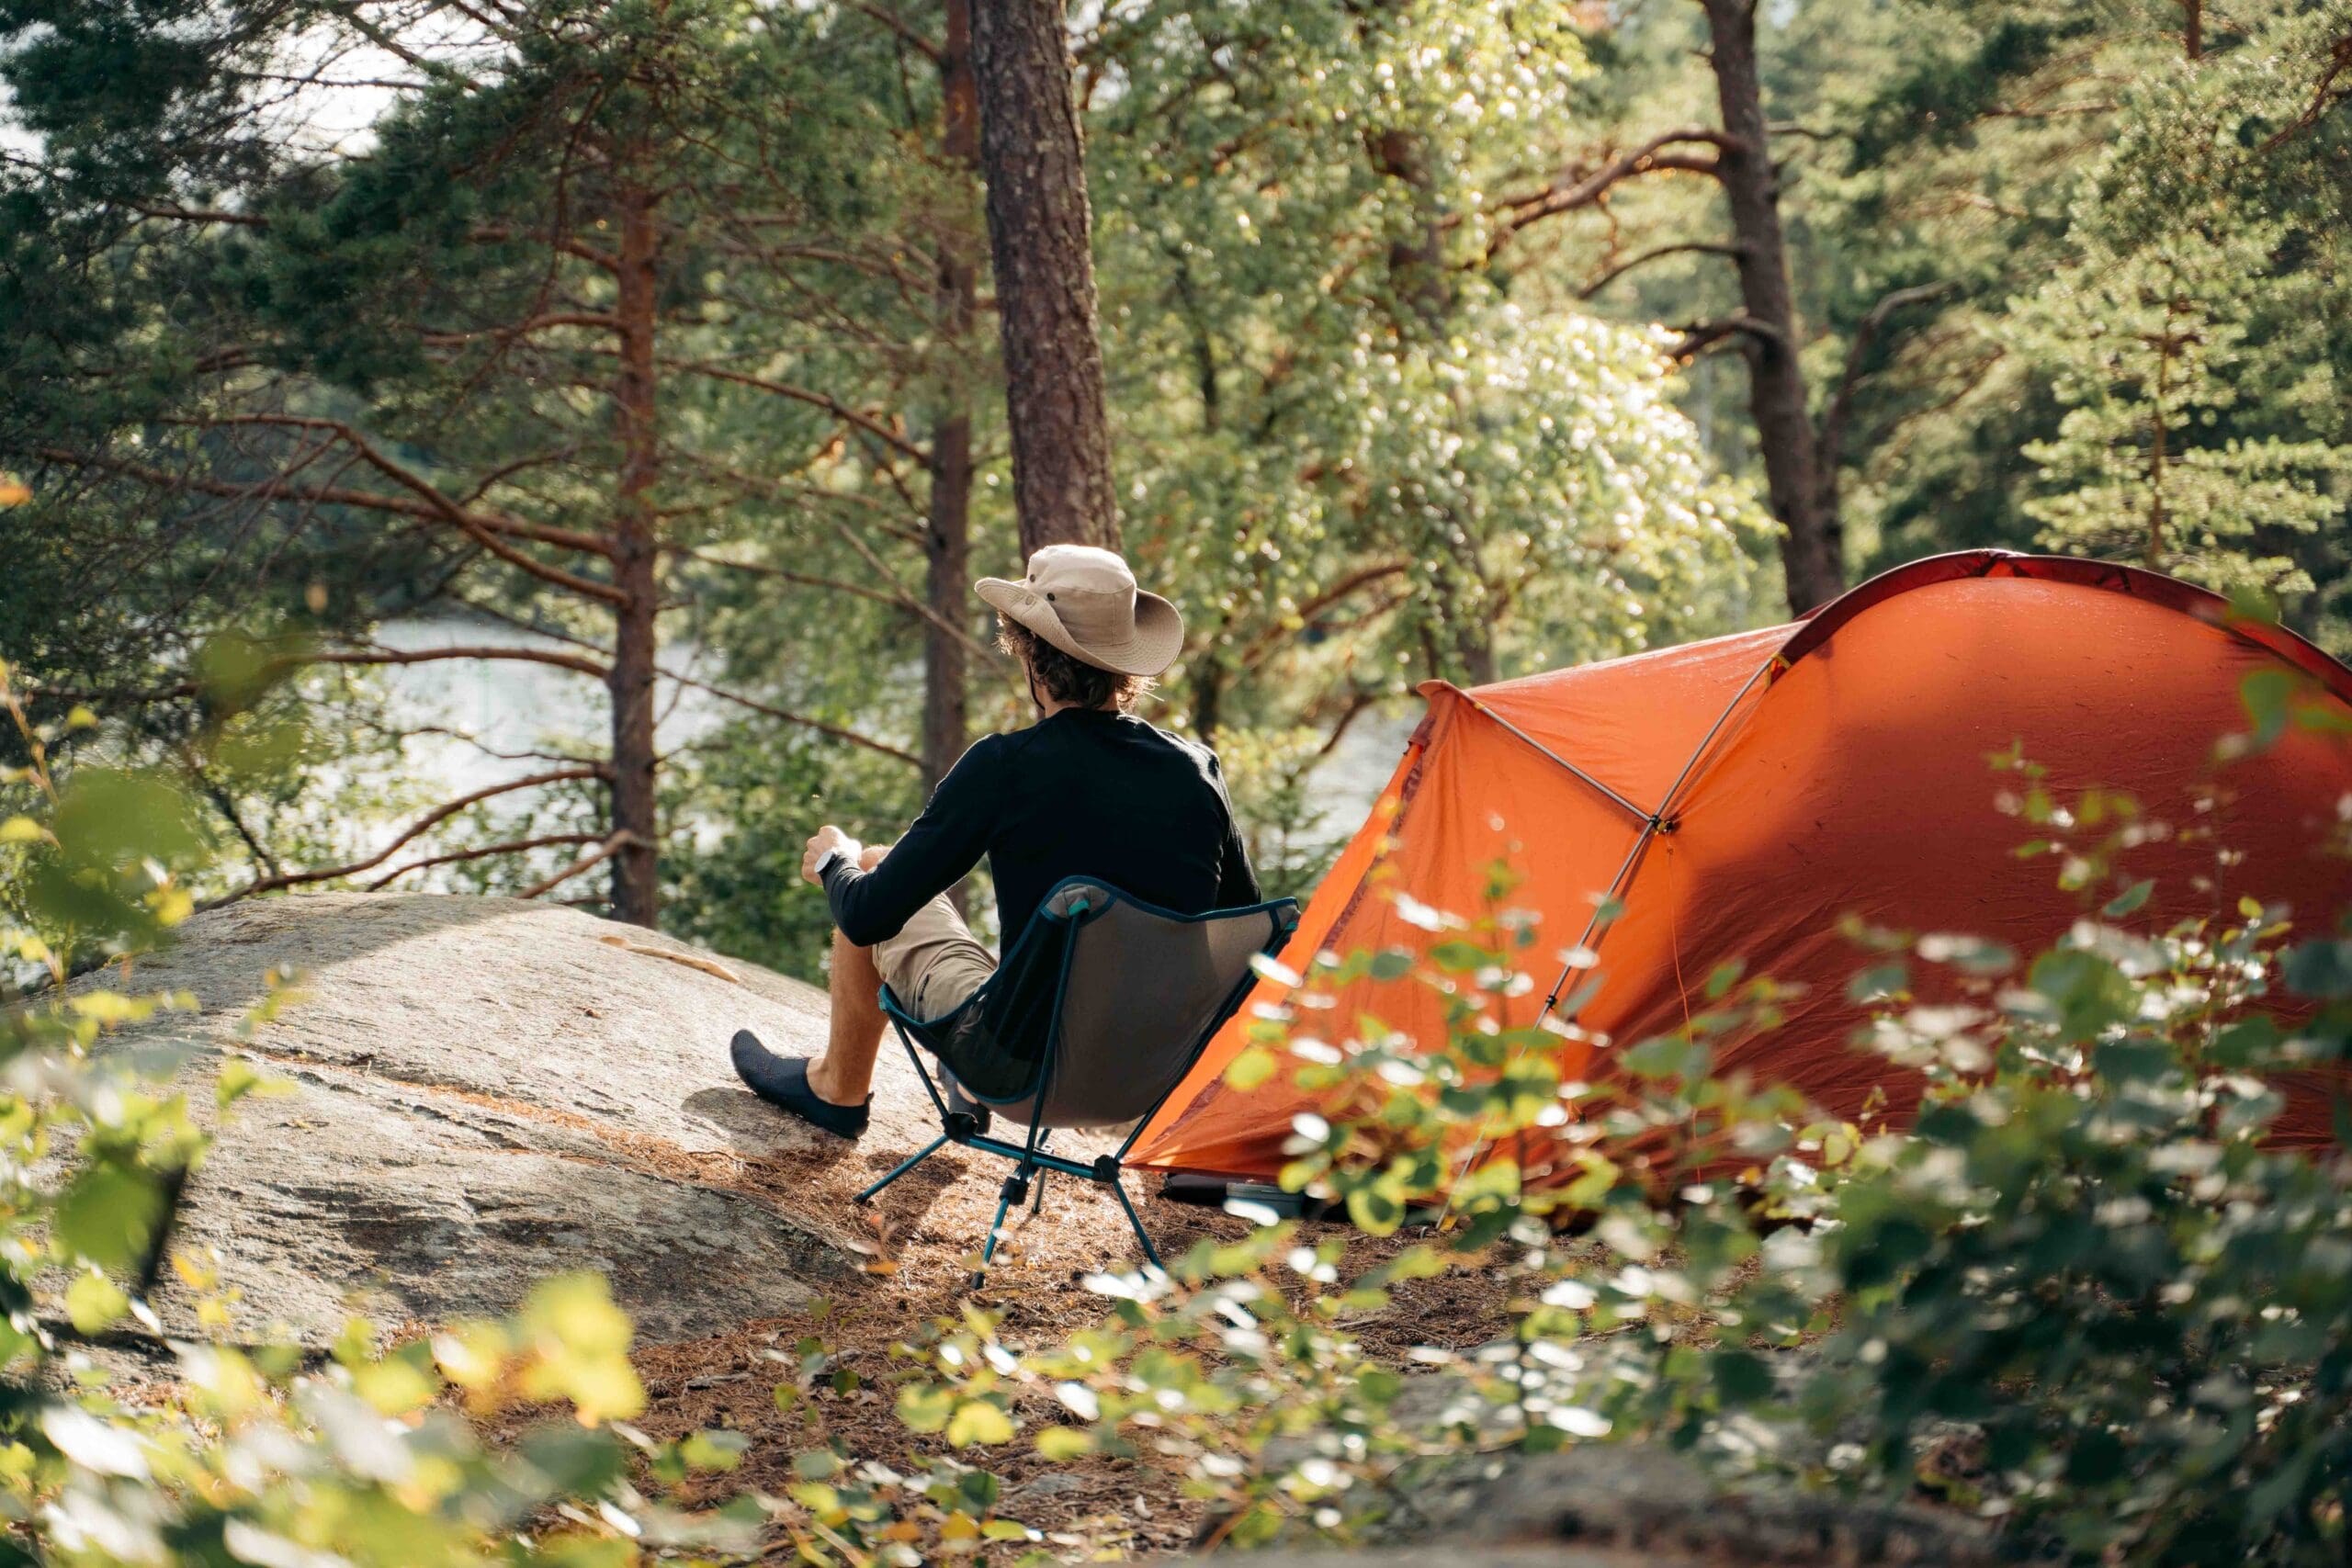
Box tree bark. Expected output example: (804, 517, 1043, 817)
(1697, 0, 1841, 613)
(607, 182, 663, 927)
(922, 412, 972, 774)
(1370, 126, 1452, 324)
(969, 0, 1118, 554)
(923, 0, 979, 797)
(1812, 279, 1959, 558)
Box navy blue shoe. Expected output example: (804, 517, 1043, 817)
(730, 1031, 870, 1140)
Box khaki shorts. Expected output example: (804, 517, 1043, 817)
(872, 893, 998, 1021)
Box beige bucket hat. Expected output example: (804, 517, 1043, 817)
(975, 544, 1185, 678)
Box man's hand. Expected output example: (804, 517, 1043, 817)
(801, 825, 863, 886)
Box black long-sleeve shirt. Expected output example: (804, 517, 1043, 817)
(820, 706, 1260, 946)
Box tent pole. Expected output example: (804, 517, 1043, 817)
(1443, 652, 1783, 1214)
(1650, 654, 1781, 822)
(1462, 700, 1653, 824)
(1529, 650, 1781, 1021)
(1439, 815, 1663, 1217)
(1543, 825, 1657, 1012)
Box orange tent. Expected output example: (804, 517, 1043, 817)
(1131, 552, 2352, 1187)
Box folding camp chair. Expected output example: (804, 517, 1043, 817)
(854, 877, 1299, 1285)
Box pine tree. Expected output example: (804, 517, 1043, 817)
(2013, 225, 2349, 595)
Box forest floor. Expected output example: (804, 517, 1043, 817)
(605, 1123, 1520, 1556)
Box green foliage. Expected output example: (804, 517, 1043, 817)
(2012, 222, 2351, 593)
(1552, 0, 2352, 647)
(3, 0, 1785, 964)
(661, 719, 930, 979)
(1096, 0, 1774, 728)
(0, 680, 760, 1563)
(17, 0, 2347, 955)
(1198, 724, 1342, 903)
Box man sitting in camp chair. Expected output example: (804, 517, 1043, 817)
(729, 544, 1259, 1140)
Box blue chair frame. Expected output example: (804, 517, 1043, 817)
(854, 878, 1298, 1284)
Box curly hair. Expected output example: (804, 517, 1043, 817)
(996, 619, 1154, 712)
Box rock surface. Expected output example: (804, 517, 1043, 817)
(1188, 1445, 2004, 1567)
(1395, 1444, 2001, 1563)
(73, 893, 957, 1347)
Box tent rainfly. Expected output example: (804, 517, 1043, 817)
(1129, 551, 2352, 1190)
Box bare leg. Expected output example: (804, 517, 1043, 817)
(807, 844, 890, 1106)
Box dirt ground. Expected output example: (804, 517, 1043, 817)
(616, 1120, 1519, 1556)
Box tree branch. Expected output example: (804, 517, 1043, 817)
(206, 765, 608, 906)
(40, 442, 613, 559)
(842, 0, 944, 62)
(1236, 561, 1411, 671)
(466, 225, 619, 272)
(826, 518, 1015, 673)
(1815, 280, 1961, 470)
(2258, 25, 2352, 153)
(1577, 241, 1747, 299)
(673, 546, 1012, 675)
(658, 358, 926, 461)
(311, 643, 612, 681)
(20, 639, 611, 709)
(146, 415, 626, 600)
(364, 831, 603, 890)
(1484, 129, 1734, 255)
(669, 547, 905, 608)
(660, 670, 922, 767)
(130, 203, 266, 228)
(418, 311, 624, 343)
(518, 831, 639, 899)
(1665, 313, 1786, 360)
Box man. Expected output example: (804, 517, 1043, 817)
(730, 544, 1259, 1138)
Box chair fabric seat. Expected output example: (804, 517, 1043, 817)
(885, 880, 1295, 1130)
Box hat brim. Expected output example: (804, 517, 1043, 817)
(975, 577, 1185, 678)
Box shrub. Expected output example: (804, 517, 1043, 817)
(0, 667, 755, 1566)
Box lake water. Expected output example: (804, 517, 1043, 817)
(371, 615, 1414, 882)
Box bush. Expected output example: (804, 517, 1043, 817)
(0, 667, 756, 1566)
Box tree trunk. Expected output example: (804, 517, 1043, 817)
(2146, 303, 2177, 567)
(1192, 659, 1224, 739)
(923, 0, 980, 796)
(1697, 0, 1841, 613)
(969, 0, 1118, 555)
(922, 414, 972, 778)
(607, 184, 662, 927)
(1370, 126, 1452, 324)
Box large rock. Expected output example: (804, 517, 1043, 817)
(1189, 1446, 2004, 1568)
(72, 893, 955, 1348)
(1394, 1444, 2001, 1563)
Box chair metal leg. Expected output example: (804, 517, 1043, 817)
(970, 1166, 1032, 1290)
(1106, 1170, 1164, 1272)
(855, 1134, 950, 1205)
